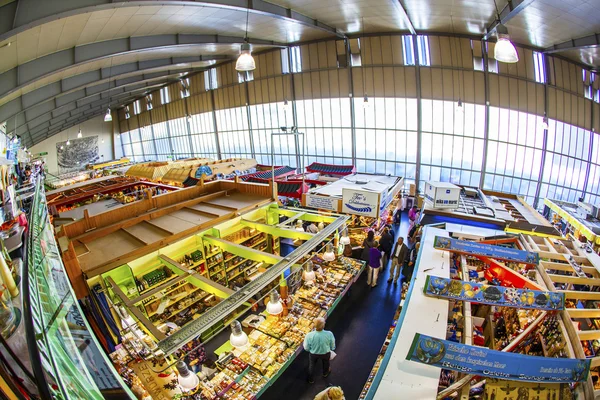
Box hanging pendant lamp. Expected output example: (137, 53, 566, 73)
(236, 10, 255, 71)
(494, 24, 519, 63)
(104, 108, 112, 122)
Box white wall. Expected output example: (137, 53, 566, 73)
(30, 115, 118, 175)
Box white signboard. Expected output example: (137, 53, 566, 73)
(342, 188, 380, 217)
(304, 194, 339, 211)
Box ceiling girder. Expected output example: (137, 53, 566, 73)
(392, 0, 416, 36)
(483, 0, 534, 41)
(544, 33, 600, 54)
(0, 0, 343, 43)
(8, 65, 210, 135)
(0, 33, 283, 100)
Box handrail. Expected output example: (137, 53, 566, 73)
(23, 179, 54, 400)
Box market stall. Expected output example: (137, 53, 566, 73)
(160, 158, 258, 187)
(96, 203, 363, 399)
(544, 198, 600, 253)
(360, 223, 593, 400)
(302, 173, 403, 247)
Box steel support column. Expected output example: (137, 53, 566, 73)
(412, 35, 422, 190)
(533, 55, 551, 209)
(479, 39, 491, 189)
(209, 89, 222, 159)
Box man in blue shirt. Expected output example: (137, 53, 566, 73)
(303, 317, 336, 383)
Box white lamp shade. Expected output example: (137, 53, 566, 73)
(363, 96, 370, 109)
(340, 236, 351, 245)
(176, 361, 199, 392)
(266, 291, 283, 315)
(104, 109, 112, 122)
(295, 220, 304, 231)
(317, 222, 325, 231)
(230, 320, 249, 348)
(495, 37, 519, 63)
(322, 243, 336, 261)
(303, 269, 316, 282)
(236, 44, 255, 71)
(77, 129, 82, 138)
(66, 139, 70, 146)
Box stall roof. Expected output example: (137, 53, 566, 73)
(306, 162, 355, 176)
(310, 174, 401, 197)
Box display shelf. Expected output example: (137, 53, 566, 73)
(136, 274, 178, 296)
(139, 279, 189, 306)
(147, 285, 203, 317)
(163, 292, 212, 321)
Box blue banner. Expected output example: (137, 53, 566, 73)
(434, 236, 540, 265)
(424, 276, 565, 310)
(407, 333, 590, 383)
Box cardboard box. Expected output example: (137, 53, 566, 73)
(409, 183, 416, 196)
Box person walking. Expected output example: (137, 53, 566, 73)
(389, 237, 408, 284)
(314, 386, 345, 400)
(404, 241, 420, 284)
(361, 230, 378, 263)
(304, 317, 336, 384)
(379, 227, 393, 269)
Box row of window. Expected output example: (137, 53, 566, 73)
(119, 98, 600, 207)
(126, 35, 600, 118)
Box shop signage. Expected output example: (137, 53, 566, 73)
(342, 188, 379, 217)
(433, 236, 540, 265)
(407, 333, 591, 383)
(424, 276, 565, 310)
(304, 194, 339, 211)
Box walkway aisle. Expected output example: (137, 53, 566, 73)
(262, 214, 411, 400)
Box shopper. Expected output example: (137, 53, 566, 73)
(389, 237, 408, 284)
(303, 317, 336, 383)
(408, 205, 418, 222)
(314, 386, 345, 400)
(361, 230, 378, 263)
(367, 244, 382, 287)
(379, 227, 393, 268)
(404, 242, 420, 283)
(307, 222, 319, 234)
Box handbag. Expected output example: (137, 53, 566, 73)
(330, 350, 337, 360)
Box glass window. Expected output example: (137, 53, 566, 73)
(533, 52, 546, 83)
(204, 68, 218, 91)
(402, 36, 415, 66)
(417, 35, 430, 66)
(160, 87, 170, 104)
(133, 100, 141, 115)
(281, 49, 290, 74)
(290, 46, 302, 73)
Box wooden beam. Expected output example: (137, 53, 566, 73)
(567, 308, 600, 319)
(578, 330, 600, 341)
(548, 274, 600, 287)
(106, 277, 166, 340)
(541, 261, 597, 275)
(158, 254, 234, 297)
(559, 290, 600, 300)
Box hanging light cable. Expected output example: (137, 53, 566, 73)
(105, 57, 113, 122)
(236, 8, 255, 71)
(361, 18, 370, 109)
(492, 0, 518, 63)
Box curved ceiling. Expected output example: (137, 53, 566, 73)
(0, 0, 599, 147)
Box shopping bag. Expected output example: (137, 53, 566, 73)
(330, 350, 337, 360)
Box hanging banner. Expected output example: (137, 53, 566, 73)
(433, 236, 540, 265)
(407, 333, 590, 383)
(424, 276, 564, 310)
(342, 188, 380, 217)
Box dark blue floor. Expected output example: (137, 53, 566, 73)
(261, 213, 411, 400)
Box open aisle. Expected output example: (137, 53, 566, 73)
(261, 216, 410, 400)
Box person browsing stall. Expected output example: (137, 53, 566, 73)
(304, 317, 336, 384)
(314, 386, 345, 400)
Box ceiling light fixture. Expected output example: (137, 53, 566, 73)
(282, 99, 289, 112)
(176, 361, 199, 393)
(363, 95, 370, 109)
(494, 24, 519, 63)
(542, 114, 549, 130)
(66, 138, 70, 146)
(104, 108, 112, 122)
(106, 57, 114, 123)
(77, 127, 82, 138)
(229, 320, 249, 349)
(266, 290, 284, 315)
(236, 9, 255, 71)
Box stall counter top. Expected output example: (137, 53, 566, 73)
(369, 226, 451, 400)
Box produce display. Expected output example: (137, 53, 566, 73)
(196, 255, 365, 399)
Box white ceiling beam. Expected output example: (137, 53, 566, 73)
(544, 33, 600, 54)
(0, 0, 344, 43)
(483, 0, 534, 41)
(391, 0, 416, 36)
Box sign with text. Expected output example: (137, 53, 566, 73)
(407, 333, 590, 383)
(424, 276, 564, 310)
(433, 236, 540, 265)
(304, 194, 339, 211)
(342, 188, 380, 217)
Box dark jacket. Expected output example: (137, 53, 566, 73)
(391, 242, 408, 264)
(409, 246, 419, 265)
(379, 232, 393, 254)
(361, 239, 378, 262)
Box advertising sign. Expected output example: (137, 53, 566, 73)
(424, 276, 564, 310)
(342, 189, 380, 217)
(304, 194, 339, 211)
(407, 333, 590, 383)
(433, 236, 540, 265)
